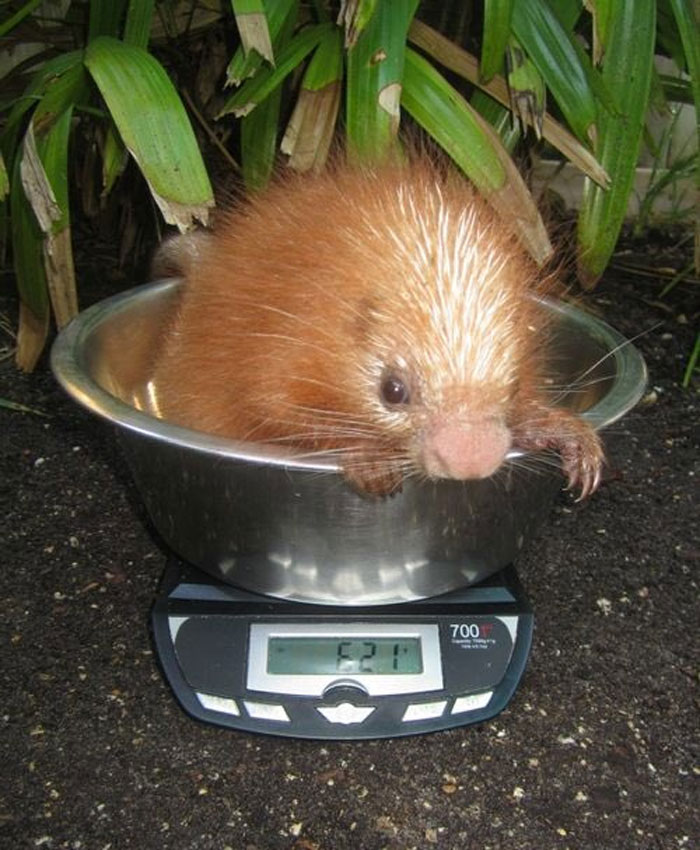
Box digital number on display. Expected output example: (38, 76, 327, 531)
(267, 637, 423, 676)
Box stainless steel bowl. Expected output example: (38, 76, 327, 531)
(51, 280, 646, 604)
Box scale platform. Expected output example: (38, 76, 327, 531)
(151, 558, 534, 739)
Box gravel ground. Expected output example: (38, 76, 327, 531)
(1, 256, 698, 850)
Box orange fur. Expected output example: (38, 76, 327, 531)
(152, 159, 603, 497)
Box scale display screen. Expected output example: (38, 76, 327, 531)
(267, 636, 423, 675)
(247, 622, 443, 696)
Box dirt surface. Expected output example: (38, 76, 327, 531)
(1, 250, 698, 850)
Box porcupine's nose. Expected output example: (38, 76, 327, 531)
(422, 419, 512, 481)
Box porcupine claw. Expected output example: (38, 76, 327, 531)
(513, 406, 605, 500)
(561, 429, 605, 502)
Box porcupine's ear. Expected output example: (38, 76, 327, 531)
(151, 231, 214, 280)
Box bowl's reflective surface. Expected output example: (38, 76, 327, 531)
(51, 280, 647, 604)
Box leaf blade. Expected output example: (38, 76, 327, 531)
(124, 0, 156, 48)
(511, 0, 598, 143)
(240, 84, 282, 190)
(480, 0, 513, 81)
(345, 0, 419, 163)
(668, 0, 700, 272)
(402, 48, 552, 265)
(408, 20, 609, 187)
(219, 22, 333, 117)
(577, 0, 657, 287)
(281, 26, 343, 172)
(230, 0, 275, 64)
(84, 36, 214, 229)
(10, 148, 48, 322)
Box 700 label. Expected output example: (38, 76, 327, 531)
(450, 623, 494, 639)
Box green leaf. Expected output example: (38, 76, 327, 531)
(470, 90, 521, 153)
(237, 0, 298, 189)
(303, 22, 344, 90)
(480, 0, 513, 81)
(577, 0, 657, 287)
(402, 47, 552, 265)
(339, 0, 379, 48)
(0, 152, 8, 200)
(511, 0, 598, 143)
(88, 0, 129, 40)
(32, 110, 80, 235)
(226, 0, 298, 86)
(0, 0, 42, 38)
(3, 53, 88, 349)
(101, 122, 129, 197)
(220, 22, 333, 116)
(281, 27, 343, 172)
(345, 0, 419, 163)
(548, 0, 584, 30)
(656, 0, 687, 71)
(31, 62, 92, 166)
(241, 84, 282, 191)
(589, 0, 614, 63)
(668, 0, 700, 134)
(2, 51, 85, 169)
(0, 398, 48, 417)
(10, 152, 48, 321)
(506, 36, 546, 137)
(231, 0, 275, 64)
(402, 49, 506, 192)
(10, 56, 89, 334)
(84, 36, 213, 229)
(658, 73, 695, 105)
(124, 0, 156, 48)
(408, 20, 609, 187)
(668, 0, 700, 274)
(24, 111, 79, 327)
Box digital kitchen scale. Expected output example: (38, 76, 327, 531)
(151, 557, 533, 739)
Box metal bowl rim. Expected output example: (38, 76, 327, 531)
(50, 278, 648, 471)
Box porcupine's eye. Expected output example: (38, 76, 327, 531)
(380, 374, 411, 406)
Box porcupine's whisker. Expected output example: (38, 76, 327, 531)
(538, 374, 621, 395)
(267, 400, 369, 422)
(509, 409, 589, 431)
(544, 377, 616, 407)
(226, 331, 338, 358)
(257, 399, 409, 437)
(533, 323, 655, 405)
(277, 377, 360, 398)
(253, 303, 347, 341)
(506, 454, 563, 477)
(245, 394, 370, 421)
(259, 408, 383, 436)
(548, 325, 656, 404)
(247, 414, 376, 435)
(241, 422, 382, 444)
(252, 418, 383, 442)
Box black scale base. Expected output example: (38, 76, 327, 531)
(151, 558, 534, 739)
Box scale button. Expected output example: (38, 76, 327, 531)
(402, 700, 447, 722)
(196, 692, 241, 716)
(317, 703, 376, 725)
(452, 691, 493, 714)
(244, 701, 290, 722)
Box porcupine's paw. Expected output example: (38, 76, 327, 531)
(557, 421, 605, 501)
(342, 453, 404, 498)
(513, 408, 605, 501)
